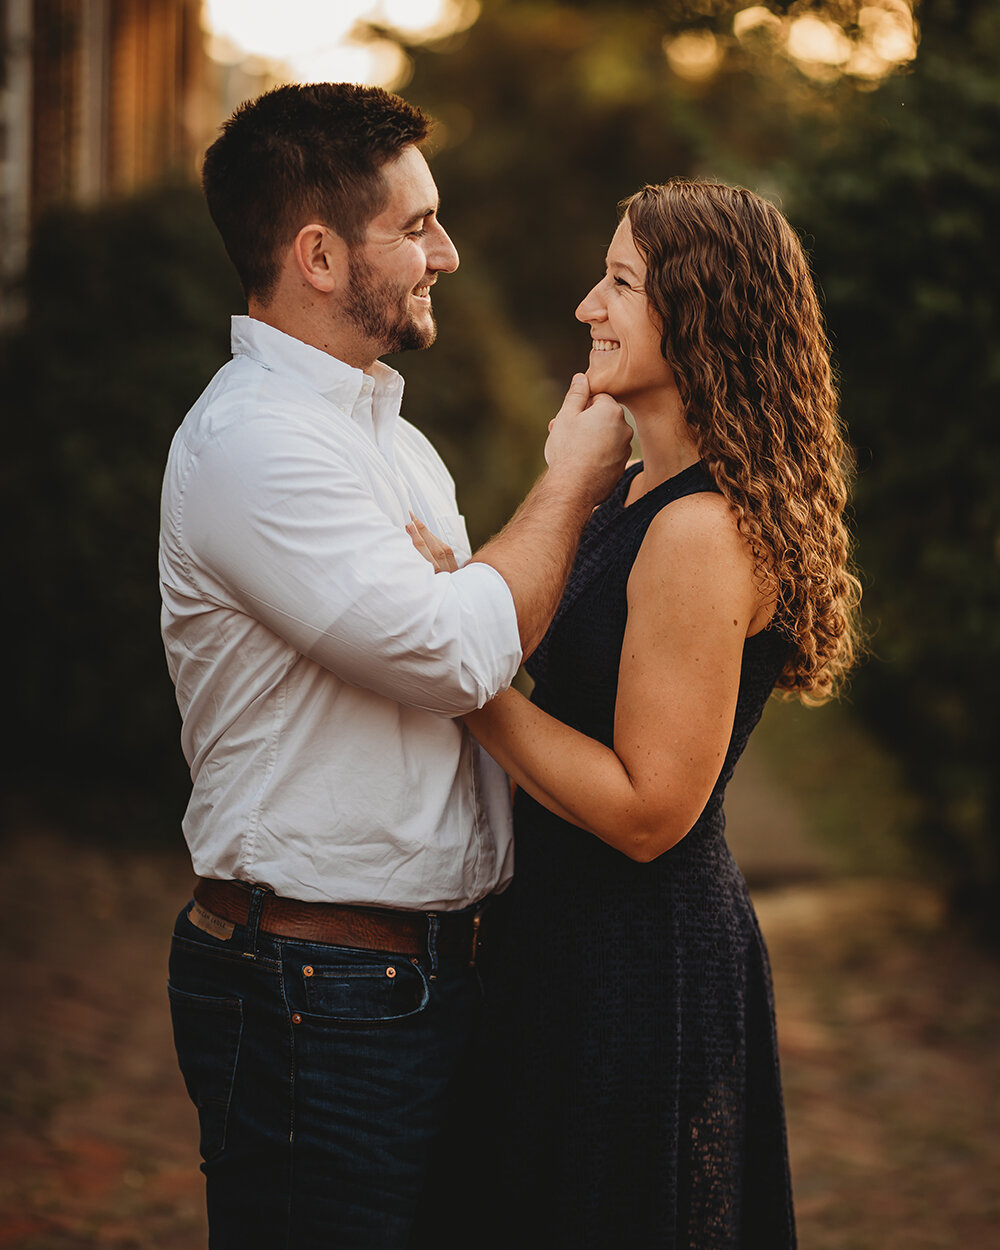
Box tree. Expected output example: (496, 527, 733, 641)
(778, 3, 1000, 931)
(1, 188, 240, 825)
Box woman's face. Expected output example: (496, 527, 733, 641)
(576, 216, 676, 406)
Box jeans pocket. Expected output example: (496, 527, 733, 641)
(289, 948, 431, 1027)
(168, 984, 244, 1161)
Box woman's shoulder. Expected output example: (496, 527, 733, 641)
(631, 487, 756, 598)
(646, 485, 738, 547)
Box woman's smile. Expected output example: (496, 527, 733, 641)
(576, 217, 675, 406)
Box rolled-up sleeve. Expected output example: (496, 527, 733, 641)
(178, 413, 522, 716)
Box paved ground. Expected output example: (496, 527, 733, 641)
(1, 783, 997, 1248)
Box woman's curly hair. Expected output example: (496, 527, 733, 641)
(624, 178, 862, 701)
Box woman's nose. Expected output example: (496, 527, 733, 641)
(575, 281, 605, 324)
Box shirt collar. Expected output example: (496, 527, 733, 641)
(230, 316, 405, 446)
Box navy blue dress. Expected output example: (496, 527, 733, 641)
(476, 461, 797, 1249)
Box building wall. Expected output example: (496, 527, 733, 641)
(2, 0, 36, 324)
(1, 0, 221, 326)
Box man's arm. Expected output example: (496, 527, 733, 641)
(174, 374, 627, 716)
(173, 414, 522, 718)
(472, 374, 632, 658)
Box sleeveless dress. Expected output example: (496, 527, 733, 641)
(475, 461, 797, 1250)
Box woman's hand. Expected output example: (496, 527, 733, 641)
(406, 512, 459, 573)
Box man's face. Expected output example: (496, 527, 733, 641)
(343, 146, 459, 359)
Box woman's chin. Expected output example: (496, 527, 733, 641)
(585, 361, 606, 388)
(586, 365, 620, 398)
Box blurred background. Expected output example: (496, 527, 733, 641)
(1, 1, 997, 1246)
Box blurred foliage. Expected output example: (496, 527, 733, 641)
(0, 188, 241, 828)
(775, 1, 1000, 933)
(3, 0, 997, 935)
(385, 259, 555, 546)
(403, 0, 727, 383)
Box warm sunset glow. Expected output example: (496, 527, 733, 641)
(860, 2, 918, 64)
(202, 0, 479, 86)
(733, 0, 918, 84)
(787, 16, 853, 68)
(733, 6, 782, 40)
(664, 30, 724, 82)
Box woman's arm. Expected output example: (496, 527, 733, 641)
(463, 493, 764, 861)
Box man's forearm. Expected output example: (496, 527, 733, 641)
(471, 465, 598, 659)
(463, 373, 632, 660)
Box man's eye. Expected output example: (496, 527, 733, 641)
(408, 228, 427, 239)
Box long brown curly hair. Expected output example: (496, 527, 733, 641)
(624, 178, 862, 701)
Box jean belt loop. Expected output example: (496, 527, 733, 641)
(425, 912, 440, 976)
(243, 885, 269, 961)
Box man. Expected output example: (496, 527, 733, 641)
(160, 82, 631, 1249)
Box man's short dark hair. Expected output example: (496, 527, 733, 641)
(202, 82, 431, 303)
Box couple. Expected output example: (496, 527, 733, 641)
(160, 83, 858, 1249)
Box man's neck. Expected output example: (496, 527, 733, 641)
(246, 298, 377, 374)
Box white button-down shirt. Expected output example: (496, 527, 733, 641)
(159, 317, 522, 909)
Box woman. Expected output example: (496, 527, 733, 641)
(413, 179, 860, 1248)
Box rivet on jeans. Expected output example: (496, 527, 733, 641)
(385, 966, 397, 978)
(302, 965, 314, 977)
(291, 1013, 302, 1024)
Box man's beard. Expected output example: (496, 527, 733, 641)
(344, 252, 436, 356)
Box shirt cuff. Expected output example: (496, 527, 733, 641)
(450, 559, 522, 704)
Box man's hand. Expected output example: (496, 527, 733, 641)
(467, 375, 632, 658)
(543, 374, 633, 507)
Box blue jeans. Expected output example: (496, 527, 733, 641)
(168, 891, 485, 1249)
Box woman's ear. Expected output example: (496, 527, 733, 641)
(292, 223, 350, 294)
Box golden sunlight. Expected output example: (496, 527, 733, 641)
(202, 0, 477, 86)
(664, 30, 725, 83)
(733, 0, 918, 85)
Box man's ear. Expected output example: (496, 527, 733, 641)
(292, 223, 350, 293)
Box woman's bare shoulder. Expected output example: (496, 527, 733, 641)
(629, 489, 759, 616)
(640, 489, 746, 557)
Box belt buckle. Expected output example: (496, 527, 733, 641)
(468, 906, 484, 968)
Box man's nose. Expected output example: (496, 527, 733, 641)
(427, 222, 459, 274)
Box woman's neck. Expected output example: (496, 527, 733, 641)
(627, 390, 700, 503)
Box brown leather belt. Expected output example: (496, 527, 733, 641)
(193, 878, 487, 965)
